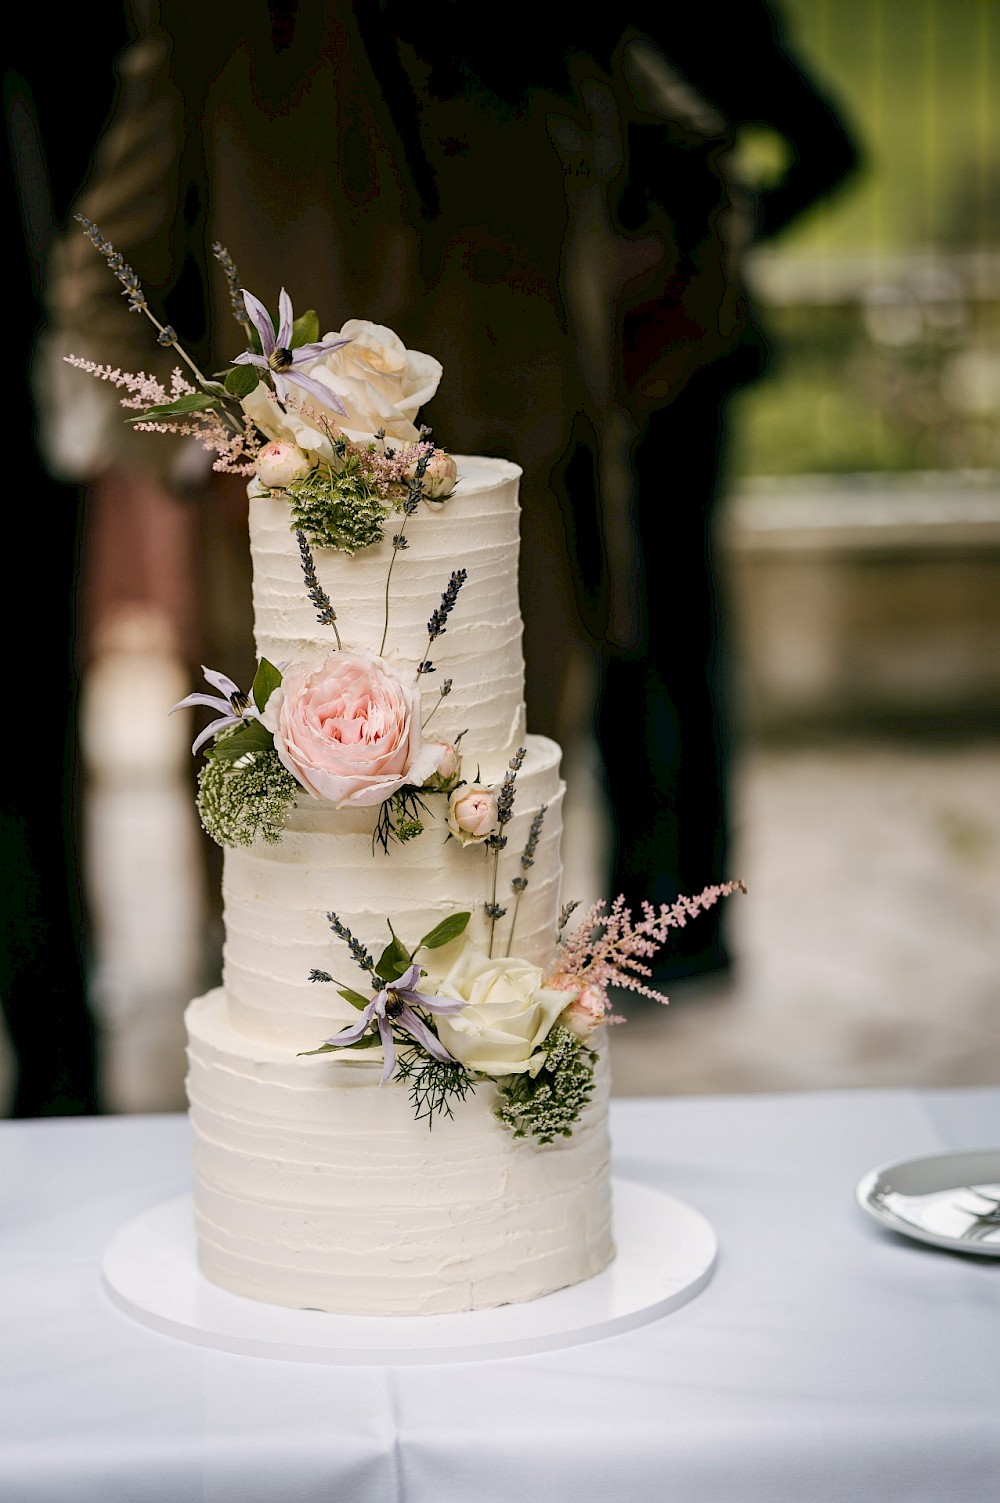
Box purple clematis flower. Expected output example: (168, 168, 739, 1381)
(323, 963, 466, 1084)
(171, 666, 260, 754)
(233, 288, 352, 416)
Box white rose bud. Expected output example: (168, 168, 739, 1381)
(255, 440, 312, 490)
(422, 742, 462, 791)
(447, 783, 499, 845)
(415, 450, 458, 501)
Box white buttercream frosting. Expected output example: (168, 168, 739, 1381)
(185, 455, 616, 1315)
(187, 990, 613, 1314)
(249, 456, 526, 781)
(222, 734, 564, 1042)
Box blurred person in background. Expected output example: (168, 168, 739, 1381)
(359, 1, 863, 984)
(16, 1, 861, 1113)
(3, 11, 133, 1114)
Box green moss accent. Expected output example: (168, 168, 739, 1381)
(494, 1027, 598, 1144)
(196, 746, 298, 848)
(287, 461, 390, 554)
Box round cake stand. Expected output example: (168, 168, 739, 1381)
(102, 1177, 716, 1365)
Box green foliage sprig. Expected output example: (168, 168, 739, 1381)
(494, 1027, 598, 1144)
(394, 1050, 476, 1128)
(196, 742, 298, 848)
(373, 787, 428, 854)
(288, 460, 390, 554)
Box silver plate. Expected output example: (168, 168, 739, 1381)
(856, 1148, 1000, 1256)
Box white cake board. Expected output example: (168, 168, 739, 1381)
(102, 1178, 716, 1365)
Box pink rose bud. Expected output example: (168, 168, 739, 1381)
(422, 742, 462, 791)
(256, 441, 311, 489)
(414, 450, 458, 501)
(548, 974, 608, 1038)
(447, 783, 499, 845)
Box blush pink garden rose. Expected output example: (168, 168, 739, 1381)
(447, 784, 499, 845)
(241, 320, 442, 457)
(260, 650, 445, 808)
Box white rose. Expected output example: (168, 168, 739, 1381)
(433, 947, 568, 1077)
(241, 320, 442, 456)
(447, 784, 498, 845)
(255, 440, 311, 489)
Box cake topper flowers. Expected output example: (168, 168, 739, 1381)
(65, 219, 457, 550)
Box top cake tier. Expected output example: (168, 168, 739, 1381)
(248, 456, 526, 779)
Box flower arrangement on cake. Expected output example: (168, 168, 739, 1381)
(69, 217, 745, 1315)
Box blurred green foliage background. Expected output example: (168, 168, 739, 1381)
(731, 0, 999, 478)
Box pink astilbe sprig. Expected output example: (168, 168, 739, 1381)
(63, 358, 260, 472)
(280, 390, 436, 492)
(551, 882, 747, 1009)
(61, 356, 171, 408)
(130, 413, 262, 474)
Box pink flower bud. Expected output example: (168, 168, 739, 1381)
(422, 742, 461, 791)
(413, 449, 458, 501)
(256, 440, 311, 489)
(447, 783, 499, 845)
(548, 974, 608, 1037)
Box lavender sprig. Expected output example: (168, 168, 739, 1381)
(211, 241, 255, 344)
(416, 569, 468, 678)
(75, 215, 233, 412)
(486, 746, 526, 956)
(327, 912, 376, 979)
(557, 900, 581, 940)
(422, 677, 453, 731)
(296, 530, 342, 648)
(379, 456, 427, 654)
(505, 803, 547, 957)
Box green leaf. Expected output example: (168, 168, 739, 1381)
(290, 309, 320, 348)
(208, 720, 275, 762)
(126, 393, 219, 423)
(225, 365, 261, 398)
(251, 658, 282, 712)
(375, 926, 413, 982)
(418, 912, 471, 951)
(297, 1043, 337, 1056)
(338, 987, 373, 1011)
(348, 1033, 379, 1050)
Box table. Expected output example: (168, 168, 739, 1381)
(2, 1089, 998, 1502)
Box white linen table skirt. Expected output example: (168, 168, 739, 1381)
(1, 1087, 998, 1503)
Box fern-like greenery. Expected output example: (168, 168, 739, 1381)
(287, 460, 390, 554)
(494, 1028, 597, 1144)
(197, 746, 298, 848)
(393, 1050, 476, 1129)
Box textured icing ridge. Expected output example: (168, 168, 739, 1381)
(187, 990, 614, 1315)
(222, 734, 563, 1042)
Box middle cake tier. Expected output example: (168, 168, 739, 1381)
(222, 733, 564, 1045)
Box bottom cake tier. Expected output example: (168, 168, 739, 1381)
(185, 989, 615, 1315)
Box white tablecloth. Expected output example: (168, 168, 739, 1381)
(2, 1088, 998, 1503)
